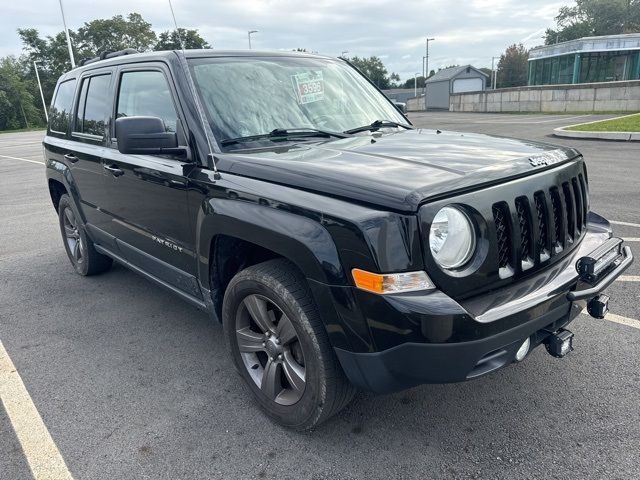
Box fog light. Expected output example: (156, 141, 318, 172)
(545, 329, 574, 358)
(515, 337, 530, 362)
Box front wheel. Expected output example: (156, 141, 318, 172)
(222, 259, 355, 430)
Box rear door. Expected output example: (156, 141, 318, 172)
(68, 70, 115, 228)
(98, 64, 200, 298)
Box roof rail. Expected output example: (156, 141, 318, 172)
(78, 48, 139, 67)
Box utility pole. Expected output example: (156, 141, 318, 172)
(248, 30, 258, 49)
(33, 61, 48, 122)
(492, 56, 500, 90)
(425, 38, 435, 110)
(57, 0, 75, 68)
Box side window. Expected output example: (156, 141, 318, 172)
(49, 79, 76, 134)
(74, 74, 112, 137)
(116, 71, 178, 133)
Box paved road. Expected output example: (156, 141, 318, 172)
(1, 117, 639, 480)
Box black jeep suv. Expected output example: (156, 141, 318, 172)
(44, 49, 633, 430)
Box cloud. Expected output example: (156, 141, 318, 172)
(2, 0, 562, 82)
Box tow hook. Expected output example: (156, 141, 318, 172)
(545, 328, 574, 358)
(587, 294, 610, 319)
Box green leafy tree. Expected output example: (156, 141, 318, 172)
(349, 56, 392, 89)
(76, 13, 157, 53)
(388, 72, 401, 88)
(402, 76, 426, 89)
(0, 56, 43, 130)
(155, 29, 210, 50)
(544, 0, 640, 44)
(497, 44, 529, 88)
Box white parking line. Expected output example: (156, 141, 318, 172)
(619, 275, 640, 282)
(581, 312, 640, 330)
(611, 220, 640, 228)
(0, 341, 74, 480)
(0, 154, 44, 166)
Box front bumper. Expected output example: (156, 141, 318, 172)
(332, 227, 633, 393)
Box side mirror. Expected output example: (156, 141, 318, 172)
(115, 116, 185, 156)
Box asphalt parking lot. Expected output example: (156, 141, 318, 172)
(1, 113, 639, 479)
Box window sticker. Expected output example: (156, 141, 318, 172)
(291, 71, 324, 104)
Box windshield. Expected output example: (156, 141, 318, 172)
(188, 56, 407, 146)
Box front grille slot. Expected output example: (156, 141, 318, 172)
(515, 197, 534, 270)
(562, 182, 575, 242)
(578, 173, 588, 226)
(550, 187, 564, 251)
(533, 192, 550, 261)
(572, 178, 583, 233)
(492, 202, 513, 275)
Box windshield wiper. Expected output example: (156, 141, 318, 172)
(220, 128, 350, 146)
(343, 119, 413, 135)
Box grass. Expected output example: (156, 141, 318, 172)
(566, 113, 640, 132)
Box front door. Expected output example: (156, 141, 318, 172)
(99, 66, 200, 299)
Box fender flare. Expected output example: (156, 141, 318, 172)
(195, 198, 347, 288)
(46, 159, 87, 224)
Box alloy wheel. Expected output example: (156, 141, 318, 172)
(235, 294, 306, 406)
(63, 207, 84, 265)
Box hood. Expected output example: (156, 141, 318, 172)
(218, 129, 580, 212)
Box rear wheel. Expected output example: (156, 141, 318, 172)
(58, 194, 112, 276)
(222, 259, 355, 430)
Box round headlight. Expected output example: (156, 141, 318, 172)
(429, 206, 476, 270)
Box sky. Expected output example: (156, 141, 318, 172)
(2, 0, 567, 83)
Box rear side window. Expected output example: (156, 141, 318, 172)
(49, 79, 76, 134)
(74, 74, 112, 137)
(116, 71, 178, 132)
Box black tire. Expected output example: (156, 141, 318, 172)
(58, 194, 112, 276)
(222, 259, 356, 430)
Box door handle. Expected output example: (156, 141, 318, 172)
(63, 153, 79, 163)
(103, 164, 125, 177)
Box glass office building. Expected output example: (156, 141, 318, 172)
(528, 33, 640, 85)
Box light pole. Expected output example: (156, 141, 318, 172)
(33, 61, 48, 122)
(248, 30, 258, 49)
(414, 72, 419, 97)
(57, 0, 75, 68)
(425, 38, 435, 110)
(491, 56, 500, 89)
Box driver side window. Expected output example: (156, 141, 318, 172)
(116, 71, 178, 133)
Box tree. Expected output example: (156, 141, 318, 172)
(402, 76, 426, 89)
(16, 13, 210, 112)
(349, 56, 393, 89)
(388, 72, 401, 88)
(0, 56, 43, 130)
(76, 13, 157, 53)
(155, 29, 210, 50)
(544, 0, 640, 44)
(497, 44, 529, 88)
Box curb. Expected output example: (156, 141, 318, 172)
(553, 128, 640, 141)
(554, 113, 640, 141)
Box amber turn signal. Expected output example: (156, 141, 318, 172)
(351, 269, 434, 294)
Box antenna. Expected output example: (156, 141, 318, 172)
(167, 0, 220, 178)
(168, 0, 186, 51)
